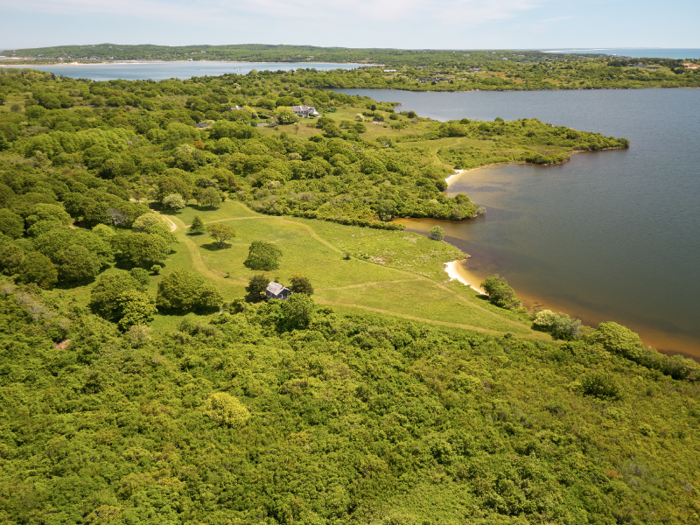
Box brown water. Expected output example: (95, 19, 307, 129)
(396, 151, 700, 357)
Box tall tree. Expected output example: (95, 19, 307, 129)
(207, 223, 236, 248)
(189, 215, 206, 234)
(290, 274, 314, 296)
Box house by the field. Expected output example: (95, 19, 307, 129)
(266, 282, 292, 301)
(291, 105, 320, 118)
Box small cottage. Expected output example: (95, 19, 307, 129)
(266, 282, 292, 301)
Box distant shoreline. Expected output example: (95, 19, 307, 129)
(0, 59, 371, 68)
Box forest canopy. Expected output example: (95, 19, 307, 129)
(0, 66, 695, 525)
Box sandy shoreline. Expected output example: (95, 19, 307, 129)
(444, 260, 485, 294)
(444, 169, 464, 185)
(442, 168, 486, 293)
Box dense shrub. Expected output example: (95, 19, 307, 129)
(156, 270, 222, 312)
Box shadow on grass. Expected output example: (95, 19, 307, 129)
(200, 242, 232, 251)
(189, 204, 220, 212)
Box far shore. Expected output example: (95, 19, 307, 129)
(0, 59, 371, 68)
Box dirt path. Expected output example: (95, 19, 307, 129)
(315, 297, 552, 342)
(316, 278, 423, 292)
(169, 216, 240, 285)
(165, 209, 545, 338)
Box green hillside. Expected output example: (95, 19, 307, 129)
(0, 67, 698, 524)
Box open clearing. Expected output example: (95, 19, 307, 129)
(146, 200, 551, 340)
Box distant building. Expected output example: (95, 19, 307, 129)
(291, 105, 320, 118)
(468, 68, 482, 73)
(383, 69, 397, 73)
(266, 282, 291, 301)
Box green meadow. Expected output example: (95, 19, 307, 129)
(152, 200, 540, 337)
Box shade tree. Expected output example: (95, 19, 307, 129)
(156, 270, 222, 312)
(58, 244, 101, 283)
(195, 187, 222, 208)
(16, 252, 58, 289)
(207, 223, 236, 248)
(245, 274, 269, 302)
(290, 274, 314, 296)
(244, 241, 282, 271)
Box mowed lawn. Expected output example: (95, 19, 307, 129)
(154, 202, 544, 338)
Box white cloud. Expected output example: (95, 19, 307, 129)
(0, 0, 551, 27)
(0, 0, 222, 24)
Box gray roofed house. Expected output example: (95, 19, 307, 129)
(266, 282, 292, 301)
(291, 105, 320, 118)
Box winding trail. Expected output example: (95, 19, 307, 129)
(165, 209, 550, 341)
(315, 298, 551, 342)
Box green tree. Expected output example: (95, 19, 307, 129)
(377, 200, 397, 221)
(0, 244, 25, 275)
(115, 289, 157, 331)
(207, 223, 236, 248)
(594, 322, 643, 356)
(91, 224, 115, 239)
(195, 187, 222, 208)
(58, 244, 101, 283)
(162, 193, 186, 212)
(189, 215, 206, 234)
(124, 324, 152, 346)
(131, 214, 164, 232)
(203, 393, 250, 427)
(113, 232, 169, 268)
(17, 252, 58, 289)
(245, 274, 269, 302)
(290, 274, 314, 296)
(274, 107, 299, 125)
(27, 220, 63, 238)
(244, 241, 282, 271)
(533, 310, 582, 340)
(429, 226, 445, 241)
(480, 274, 520, 309)
(89, 274, 145, 321)
(581, 373, 622, 400)
(156, 270, 222, 312)
(129, 267, 150, 286)
(281, 293, 315, 330)
(0, 209, 24, 239)
(25, 204, 71, 228)
(323, 123, 342, 138)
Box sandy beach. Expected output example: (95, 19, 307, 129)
(444, 169, 464, 185)
(444, 260, 486, 294)
(441, 169, 487, 293)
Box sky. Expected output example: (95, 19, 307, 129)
(0, 0, 698, 51)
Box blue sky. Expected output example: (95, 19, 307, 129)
(0, 0, 698, 51)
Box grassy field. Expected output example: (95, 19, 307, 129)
(140, 200, 552, 339)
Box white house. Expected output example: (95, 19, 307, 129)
(291, 105, 320, 118)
